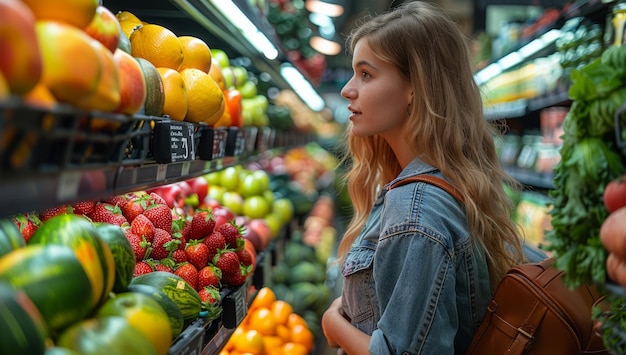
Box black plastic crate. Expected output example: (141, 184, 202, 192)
(169, 318, 205, 355)
(0, 100, 157, 173)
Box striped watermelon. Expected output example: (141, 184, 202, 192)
(0, 281, 49, 354)
(94, 223, 135, 293)
(0, 219, 25, 257)
(0, 244, 93, 332)
(127, 283, 184, 338)
(29, 214, 115, 308)
(130, 271, 202, 325)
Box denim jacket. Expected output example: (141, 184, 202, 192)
(341, 158, 492, 354)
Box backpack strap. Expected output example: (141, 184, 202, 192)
(387, 175, 464, 204)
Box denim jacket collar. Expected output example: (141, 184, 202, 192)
(386, 157, 439, 190)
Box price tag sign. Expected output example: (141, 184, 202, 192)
(153, 121, 196, 164)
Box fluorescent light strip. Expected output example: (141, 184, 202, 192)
(474, 28, 563, 85)
(497, 51, 522, 70)
(209, 0, 279, 60)
(280, 64, 325, 111)
(474, 63, 502, 86)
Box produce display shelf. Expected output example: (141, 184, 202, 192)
(0, 101, 315, 218)
(504, 165, 555, 190)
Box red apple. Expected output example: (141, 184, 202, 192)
(212, 206, 235, 228)
(243, 224, 263, 252)
(186, 177, 208, 202)
(246, 218, 272, 251)
(113, 48, 146, 115)
(0, 0, 42, 95)
(84, 5, 121, 53)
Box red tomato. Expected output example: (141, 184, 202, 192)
(604, 175, 626, 213)
(225, 89, 243, 128)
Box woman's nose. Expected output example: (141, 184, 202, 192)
(341, 80, 355, 99)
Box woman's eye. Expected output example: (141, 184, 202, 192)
(361, 71, 370, 79)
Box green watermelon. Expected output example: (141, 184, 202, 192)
(30, 214, 115, 308)
(130, 271, 202, 325)
(0, 281, 49, 354)
(0, 244, 93, 332)
(94, 223, 135, 293)
(0, 219, 25, 257)
(127, 284, 184, 338)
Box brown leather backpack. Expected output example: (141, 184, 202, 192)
(389, 174, 608, 354)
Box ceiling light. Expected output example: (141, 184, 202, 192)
(209, 0, 279, 60)
(280, 63, 326, 111)
(305, 0, 344, 17)
(310, 36, 342, 56)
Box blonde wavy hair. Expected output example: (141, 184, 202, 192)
(336, 1, 524, 288)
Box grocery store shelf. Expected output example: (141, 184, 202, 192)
(504, 165, 555, 190)
(0, 101, 314, 218)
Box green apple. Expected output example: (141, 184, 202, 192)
(203, 171, 221, 186)
(239, 80, 258, 99)
(242, 196, 271, 219)
(272, 198, 294, 225)
(222, 191, 244, 215)
(210, 48, 230, 69)
(207, 185, 226, 204)
(220, 165, 242, 191)
(232, 66, 248, 87)
(221, 66, 236, 89)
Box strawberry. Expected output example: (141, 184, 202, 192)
(189, 210, 215, 240)
(175, 262, 199, 290)
(89, 202, 128, 227)
(185, 240, 210, 270)
(126, 232, 151, 261)
(198, 285, 222, 320)
(71, 200, 96, 216)
(130, 214, 155, 243)
(151, 228, 179, 260)
(237, 247, 254, 268)
(143, 204, 172, 232)
(149, 192, 167, 206)
(221, 266, 249, 286)
(198, 264, 222, 289)
(121, 194, 150, 222)
(198, 285, 221, 306)
(107, 195, 128, 208)
(12, 213, 40, 243)
(148, 258, 175, 273)
(213, 249, 241, 276)
(133, 261, 153, 277)
(172, 249, 188, 263)
(39, 204, 72, 221)
(203, 231, 227, 261)
(215, 220, 244, 249)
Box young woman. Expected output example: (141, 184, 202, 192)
(321, 2, 526, 354)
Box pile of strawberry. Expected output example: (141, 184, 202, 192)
(13, 190, 257, 311)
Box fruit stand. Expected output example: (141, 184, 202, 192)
(0, 0, 339, 354)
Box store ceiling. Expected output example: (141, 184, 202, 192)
(317, 0, 474, 91)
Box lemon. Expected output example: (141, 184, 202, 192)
(180, 68, 225, 124)
(130, 23, 183, 70)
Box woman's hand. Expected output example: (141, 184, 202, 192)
(322, 296, 345, 348)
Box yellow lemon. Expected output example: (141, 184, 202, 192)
(130, 23, 183, 70)
(156, 67, 187, 121)
(180, 68, 224, 124)
(116, 10, 142, 25)
(178, 35, 212, 73)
